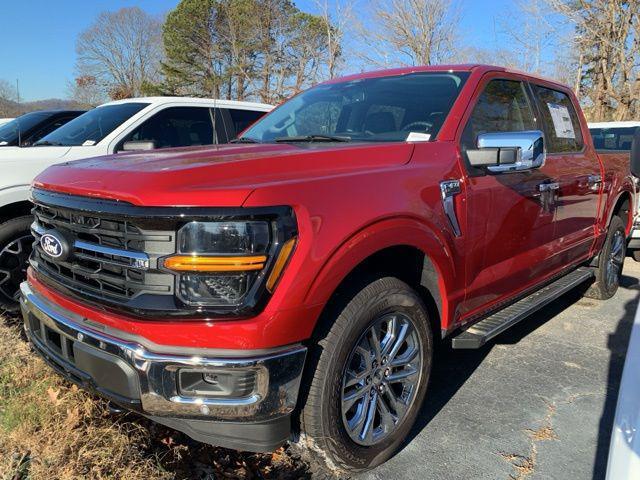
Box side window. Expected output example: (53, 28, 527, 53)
(227, 109, 267, 137)
(122, 107, 214, 149)
(533, 85, 583, 153)
(462, 79, 537, 150)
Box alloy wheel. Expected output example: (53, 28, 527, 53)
(340, 313, 423, 446)
(606, 229, 625, 290)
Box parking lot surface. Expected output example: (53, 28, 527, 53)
(363, 258, 640, 480)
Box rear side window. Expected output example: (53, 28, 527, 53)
(533, 86, 583, 153)
(227, 109, 266, 136)
(461, 79, 537, 150)
(123, 107, 214, 149)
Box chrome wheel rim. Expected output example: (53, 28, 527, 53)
(0, 234, 33, 304)
(340, 313, 423, 446)
(606, 229, 625, 289)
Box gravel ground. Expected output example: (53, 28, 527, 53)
(362, 258, 640, 480)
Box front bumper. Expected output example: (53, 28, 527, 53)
(20, 281, 307, 452)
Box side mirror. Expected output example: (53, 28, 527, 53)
(467, 130, 546, 173)
(121, 140, 155, 152)
(630, 128, 640, 178)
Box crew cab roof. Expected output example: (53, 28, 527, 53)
(325, 64, 571, 91)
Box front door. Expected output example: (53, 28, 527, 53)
(458, 76, 558, 320)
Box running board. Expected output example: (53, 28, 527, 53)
(451, 267, 594, 349)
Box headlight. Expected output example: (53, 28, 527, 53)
(163, 219, 296, 309)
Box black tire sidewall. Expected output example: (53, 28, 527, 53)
(598, 216, 626, 297)
(0, 216, 34, 309)
(312, 279, 433, 472)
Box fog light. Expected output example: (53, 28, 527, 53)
(178, 368, 257, 398)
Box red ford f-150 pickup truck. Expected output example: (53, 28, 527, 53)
(20, 65, 638, 475)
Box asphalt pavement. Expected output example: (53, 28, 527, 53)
(362, 258, 640, 480)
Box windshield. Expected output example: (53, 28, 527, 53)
(590, 127, 640, 151)
(35, 102, 148, 146)
(242, 72, 469, 143)
(0, 111, 50, 146)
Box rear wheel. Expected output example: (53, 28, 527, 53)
(585, 215, 626, 300)
(0, 216, 34, 313)
(298, 277, 432, 475)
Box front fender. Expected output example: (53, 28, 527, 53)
(303, 216, 459, 331)
(0, 184, 31, 208)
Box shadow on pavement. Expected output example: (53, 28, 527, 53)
(400, 272, 640, 474)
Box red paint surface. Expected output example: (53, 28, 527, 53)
(30, 65, 635, 351)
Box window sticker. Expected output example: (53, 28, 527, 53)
(547, 103, 575, 139)
(406, 132, 431, 142)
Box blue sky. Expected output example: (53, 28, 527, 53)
(1, 0, 517, 101)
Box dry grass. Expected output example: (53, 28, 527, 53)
(0, 315, 309, 480)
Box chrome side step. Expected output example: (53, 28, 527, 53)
(451, 267, 594, 349)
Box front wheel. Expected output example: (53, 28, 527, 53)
(0, 216, 34, 313)
(298, 277, 432, 475)
(585, 215, 626, 300)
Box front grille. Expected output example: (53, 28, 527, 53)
(30, 190, 177, 313)
(29, 188, 293, 318)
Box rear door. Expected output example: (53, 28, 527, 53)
(531, 84, 601, 263)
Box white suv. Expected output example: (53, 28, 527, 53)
(0, 96, 272, 311)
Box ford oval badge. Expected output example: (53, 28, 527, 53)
(40, 232, 65, 259)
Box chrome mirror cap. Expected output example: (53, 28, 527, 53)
(477, 130, 546, 173)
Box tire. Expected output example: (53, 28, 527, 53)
(297, 277, 433, 475)
(585, 215, 626, 300)
(0, 216, 34, 313)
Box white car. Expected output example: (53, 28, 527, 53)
(0, 96, 272, 311)
(606, 297, 640, 479)
(0, 118, 14, 126)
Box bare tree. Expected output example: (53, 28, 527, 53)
(546, 0, 640, 121)
(67, 75, 108, 107)
(498, 0, 561, 74)
(0, 79, 18, 117)
(75, 7, 163, 99)
(357, 0, 461, 67)
(314, 0, 353, 78)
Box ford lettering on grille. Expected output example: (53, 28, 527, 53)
(40, 233, 65, 258)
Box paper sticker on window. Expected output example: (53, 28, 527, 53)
(547, 103, 575, 139)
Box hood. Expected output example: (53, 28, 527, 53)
(0, 145, 71, 160)
(33, 142, 415, 207)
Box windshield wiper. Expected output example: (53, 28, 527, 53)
(275, 134, 351, 143)
(33, 140, 63, 146)
(230, 137, 260, 144)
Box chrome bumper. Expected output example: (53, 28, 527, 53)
(20, 281, 307, 422)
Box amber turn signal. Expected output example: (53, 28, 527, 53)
(266, 237, 297, 291)
(163, 255, 267, 272)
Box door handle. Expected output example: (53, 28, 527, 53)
(538, 182, 560, 192)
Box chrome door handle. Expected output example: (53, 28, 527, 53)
(440, 180, 462, 237)
(538, 182, 560, 192)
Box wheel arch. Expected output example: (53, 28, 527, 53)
(0, 199, 33, 224)
(304, 218, 457, 340)
(609, 189, 634, 235)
